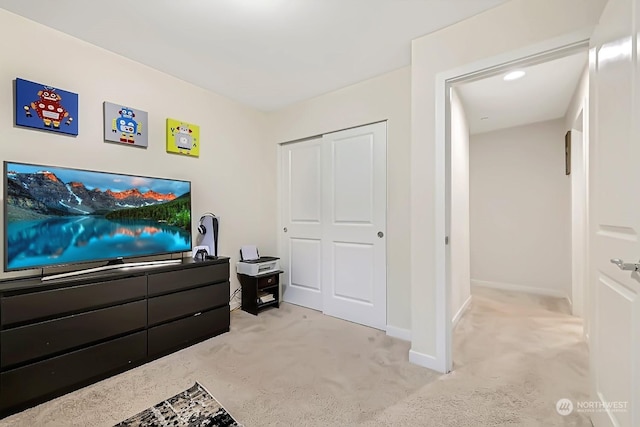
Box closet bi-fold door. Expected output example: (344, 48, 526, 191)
(281, 122, 386, 330)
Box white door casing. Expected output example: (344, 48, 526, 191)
(571, 128, 587, 318)
(590, 0, 640, 425)
(281, 138, 323, 311)
(321, 122, 387, 330)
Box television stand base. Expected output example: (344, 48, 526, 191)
(41, 259, 182, 282)
(0, 257, 230, 418)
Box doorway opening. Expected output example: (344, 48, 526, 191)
(443, 41, 590, 371)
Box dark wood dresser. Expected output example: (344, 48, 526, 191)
(0, 257, 230, 417)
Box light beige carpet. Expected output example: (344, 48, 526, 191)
(0, 286, 590, 426)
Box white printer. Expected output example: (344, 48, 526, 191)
(236, 256, 280, 276)
(236, 245, 280, 276)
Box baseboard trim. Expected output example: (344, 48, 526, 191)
(452, 295, 472, 328)
(471, 279, 569, 300)
(386, 325, 411, 341)
(409, 349, 446, 373)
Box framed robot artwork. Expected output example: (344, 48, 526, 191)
(15, 78, 79, 136)
(166, 118, 200, 157)
(103, 102, 149, 148)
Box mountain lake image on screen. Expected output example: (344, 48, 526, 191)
(4, 162, 192, 271)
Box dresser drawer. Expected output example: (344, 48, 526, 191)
(0, 331, 146, 412)
(148, 282, 229, 326)
(1, 300, 146, 368)
(1, 276, 146, 326)
(148, 306, 229, 357)
(148, 263, 229, 296)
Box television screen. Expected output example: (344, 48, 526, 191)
(4, 161, 192, 272)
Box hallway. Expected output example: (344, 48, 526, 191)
(449, 286, 590, 425)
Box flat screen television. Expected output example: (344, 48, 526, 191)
(4, 161, 192, 275)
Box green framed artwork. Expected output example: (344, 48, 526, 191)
(166, 118, 200, 157)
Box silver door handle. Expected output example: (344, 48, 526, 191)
(610, 258, 640, 271)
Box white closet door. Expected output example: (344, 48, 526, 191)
(321, 122, 387, 330)
(281, 138, 323, 310)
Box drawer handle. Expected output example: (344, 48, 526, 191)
(268, 278, 273, 283)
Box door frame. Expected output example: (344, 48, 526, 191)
(434, 31, 593, 373)
(569, 120, 589, 322)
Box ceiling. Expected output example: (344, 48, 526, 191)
(1, 0, 508, 111)
(456, 51, 588, 134)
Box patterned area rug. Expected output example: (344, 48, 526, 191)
(114, 382, 241, 427)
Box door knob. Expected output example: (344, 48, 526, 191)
(377, 231, 384, 238)
(610, 258, 640, 271)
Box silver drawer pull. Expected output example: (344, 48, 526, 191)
(610, 258, 640, 271)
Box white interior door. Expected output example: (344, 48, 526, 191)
(590, 0, 639, 425)
(281, 138, 323, 310)
(321, 122, 387, 330)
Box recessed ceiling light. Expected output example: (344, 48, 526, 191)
(503, 70, 526, 81)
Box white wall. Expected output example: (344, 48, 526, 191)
(0, 10, 276, 300)
(449, 88, 471, 324)
(469, 119, 571, 299)
(269, 67, 412, 334)
(410, 0, 606, 371)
